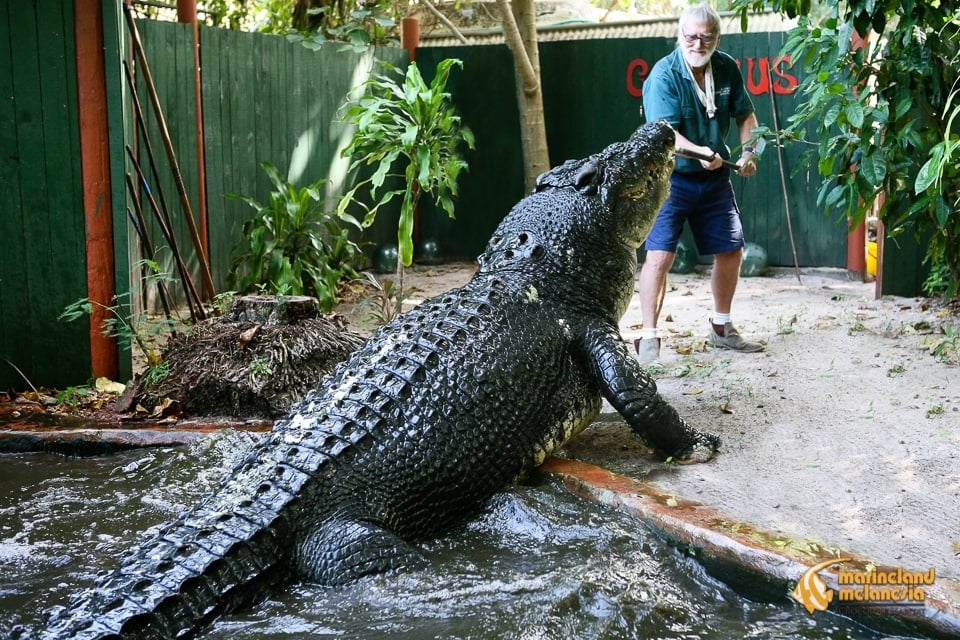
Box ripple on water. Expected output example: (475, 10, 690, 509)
(2, 440, 893, 639)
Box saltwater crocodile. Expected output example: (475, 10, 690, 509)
(38, 120, 719, 639)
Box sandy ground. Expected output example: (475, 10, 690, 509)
(372, 261, 960, 584)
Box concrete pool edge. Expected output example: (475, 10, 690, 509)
(542, 456, 960, 640)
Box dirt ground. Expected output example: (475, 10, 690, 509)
(378, 261, 960, 584)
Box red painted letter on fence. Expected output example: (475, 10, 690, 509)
(626, 58, 649, 98)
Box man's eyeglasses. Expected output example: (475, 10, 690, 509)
(682, 32, 716, 45)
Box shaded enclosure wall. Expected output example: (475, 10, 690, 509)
(1, 12, 924, 391)
(415, 32, 848, 268)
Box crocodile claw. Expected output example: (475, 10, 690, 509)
(672, 430, 721, 465)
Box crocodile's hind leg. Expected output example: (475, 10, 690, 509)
(296, 518, 425, 585)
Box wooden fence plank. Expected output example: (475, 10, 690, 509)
(0, 1, 33, 387)
(0, 1, 88, 389)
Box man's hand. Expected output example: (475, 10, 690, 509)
(698, 148, 724, 171)
(736, 153, 757, 177)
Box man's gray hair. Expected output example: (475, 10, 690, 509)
(678, 3, 722, 37)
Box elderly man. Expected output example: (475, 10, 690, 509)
(635, 3, 764, 365)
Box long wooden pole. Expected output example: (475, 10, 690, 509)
(125, 148, 206, 321)
(75, 0, 119, 379)
(177, 0, 211, 299)
(122, 2, 215, 300)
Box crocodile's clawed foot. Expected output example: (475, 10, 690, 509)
(671, 430, 721, 465)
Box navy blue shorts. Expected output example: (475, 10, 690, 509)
(644, 168, 744, 255)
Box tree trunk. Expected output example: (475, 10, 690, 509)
(497, 0, 550, 192)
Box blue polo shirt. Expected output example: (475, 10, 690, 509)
(643, 48, 754, 173)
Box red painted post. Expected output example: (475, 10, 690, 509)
(401, 17, 420, 246)
(401, 17, 419, 63)
(847, 29, 869, 277)
(176, 0, 196, 22)
(847, 222, 866, 273)
(74, 0, 119, 380)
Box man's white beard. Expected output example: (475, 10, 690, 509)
(682, 47, 715, 69)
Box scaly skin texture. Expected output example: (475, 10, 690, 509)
(37, 121, 719, 640)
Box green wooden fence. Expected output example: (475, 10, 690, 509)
(414, 31, 848, 268)
(0, 0, 89, 390)
(132, 22, 406, 306)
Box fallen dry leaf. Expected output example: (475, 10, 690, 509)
(95, 377, 126, 395)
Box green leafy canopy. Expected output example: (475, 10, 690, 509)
(733, 0, 960, 298)
(227, 162, 365, 312)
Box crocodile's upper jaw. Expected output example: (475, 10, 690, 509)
(610, 121, 676, 247)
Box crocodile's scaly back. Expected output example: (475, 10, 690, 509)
(37, 121, 719, 639)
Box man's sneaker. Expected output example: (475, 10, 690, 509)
(634, 337, 661, 364)
(709, 322, 764, 352)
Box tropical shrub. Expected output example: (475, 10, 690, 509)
(732, 0, 960, 298)
(228, 162, 365, 311)
(337, 59, 474, 271)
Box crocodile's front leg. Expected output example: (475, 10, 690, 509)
(581, 323, 720, 463)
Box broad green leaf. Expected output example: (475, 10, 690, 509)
(914, 152, 942, 194)
(824, 103, 841, 127)
(844, 101, 865, 129)
(401, 124, 418, 147)
(416, 146, 432, 185)
(934, 194, 950, 227)
(858, 152, 885, 188)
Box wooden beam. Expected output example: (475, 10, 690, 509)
(75, 0, 119, 379)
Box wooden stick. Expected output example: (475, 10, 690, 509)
(125, 174, 178, 325)
(123, 61, 176, 241)
(674, 146, 741, 171)
(123, 2, 215, 300)
(125, 151, 206, 321)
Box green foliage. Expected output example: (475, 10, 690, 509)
(338, 59, 475, 268)
(732, 0, 960, 299)
(56, 385, 92, 409)
(931, 324, 960, 364)
(58, 291, 175, 368)
(58, 259, 181, 367)
(352, 271, 415, 327)
(199, 0, 402, 49)
(287, 6, 398, 51)
(227, 162, 366, 312)
(142, 360, 170, 387)
(202, 0, 294, 32)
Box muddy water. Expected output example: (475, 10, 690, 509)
(1, 431, 888, 639)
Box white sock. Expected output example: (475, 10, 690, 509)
(640, 327, 658, 340)
(712, 312, 730, 326)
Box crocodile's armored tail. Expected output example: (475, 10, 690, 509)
(40, 433, 312, 639)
